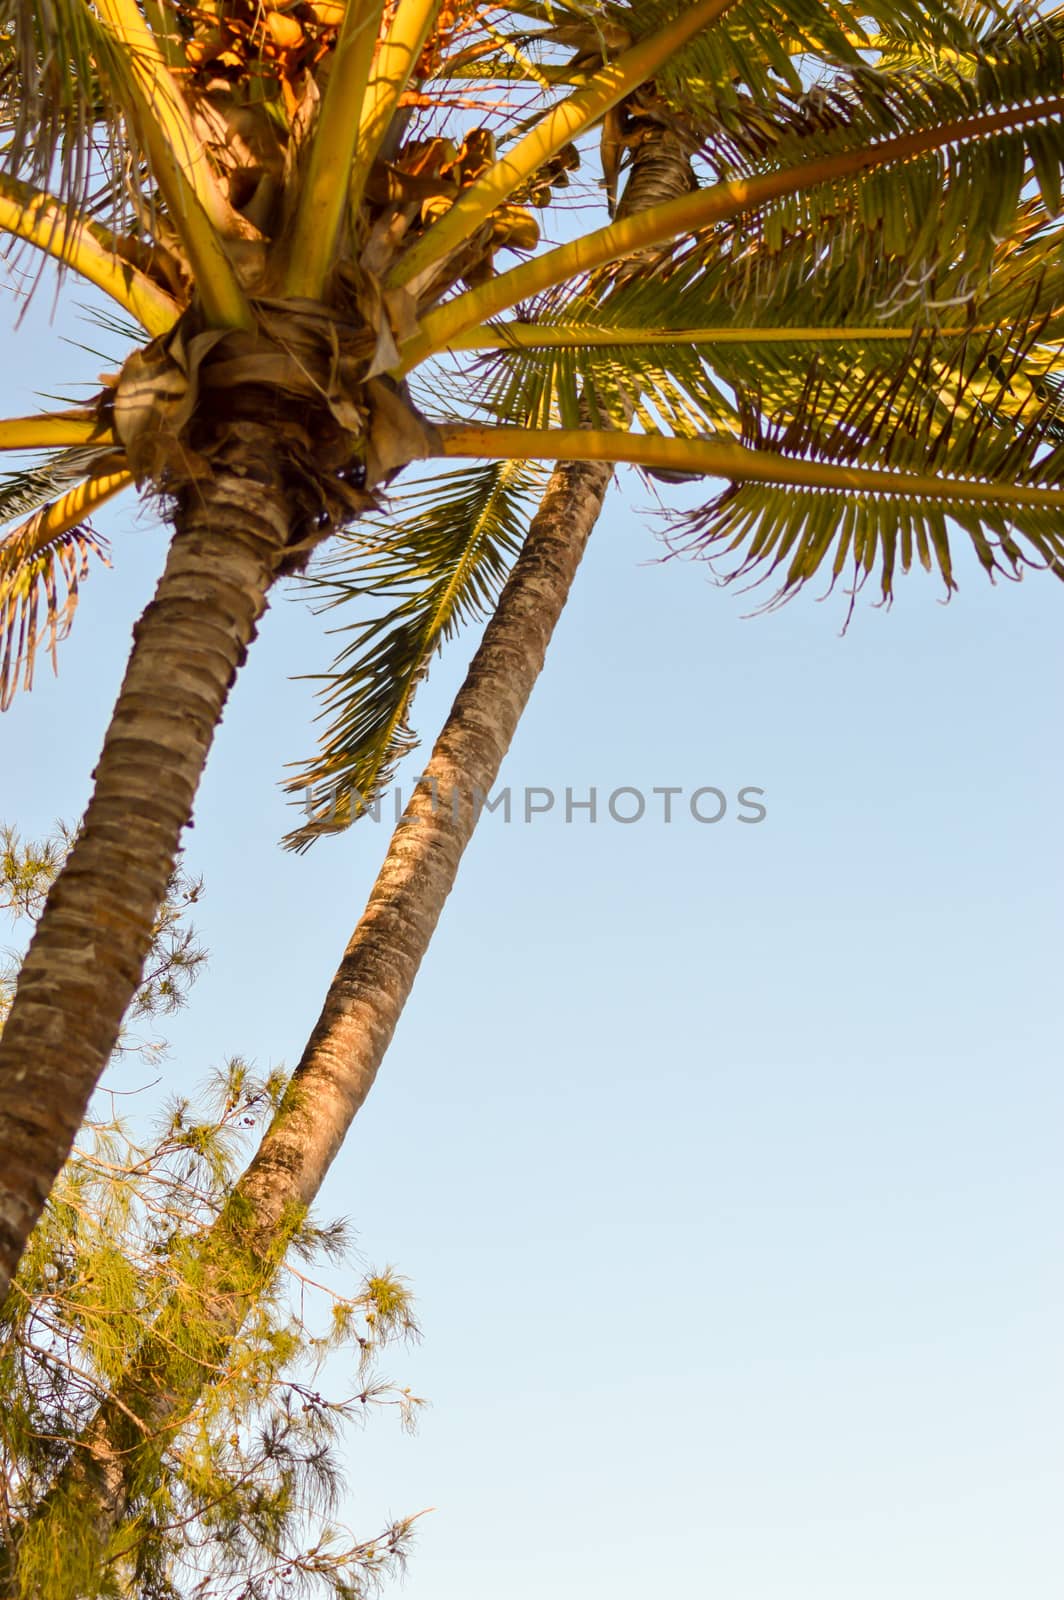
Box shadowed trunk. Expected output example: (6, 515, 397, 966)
(0, 427, 290, 1307)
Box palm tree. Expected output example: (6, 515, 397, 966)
(2, 0, 1064, 1309)
(2, 470, 612, 1588)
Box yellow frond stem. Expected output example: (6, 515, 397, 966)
(140, 0, 185, 70)
(400, 93, 1064, 370)
(0, 415, 115, 452)
(9, 472, 134, 549)
(438, 57, 581, 85)
(384, 0, 743, 292)
(0, 178, 180, 337)
(435, 425, 1064, 510)
(94, 0, 252, 328)
(94, 0, 226, 228)
(350, 0, 443, 215)
(446, 324, 970, 353)
(284, 0, 388, 298)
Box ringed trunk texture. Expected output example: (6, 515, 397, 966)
(7, 453, 614, 1591)
(0, 430, 290, 1307)
(611, 101, 697, 279)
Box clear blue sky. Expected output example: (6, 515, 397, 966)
(3, 277, 1062, 1600)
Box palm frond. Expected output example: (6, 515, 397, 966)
(732, 303, 1064, 474)
(642, 0, 973, 128)
(0, 472, 118, 709)
(0, 451, 118, 528)
(0, 0, 150, 235)
(681, 16, 1064, 283)
(468, 327, 740, 436)
(852, 3, 1041, 79)
(632, 198, 1064, 334)
(663, 330, 1064, 612)
(459, 187, 1064, 451)
(408, 8, 1064, 363)
(0, 409, 114, 452)
(1, 0, 245, 321)
(392, 0, 971, 297)
(433, 417, 1064, 614)
(0, 174, 181, 333)
(283, 460, 545, 849)
(668, 471, 1064, 619)
(74, 299, 148, 349)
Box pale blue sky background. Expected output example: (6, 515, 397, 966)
(2, 276, 1062, 1599)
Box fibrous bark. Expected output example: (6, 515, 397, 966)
(0, 429, 291, 1306)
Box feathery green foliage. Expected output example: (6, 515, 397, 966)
(0, 824, 207, 1058)
(286, 458, 546, 846)
(0, 829, 423, 1599)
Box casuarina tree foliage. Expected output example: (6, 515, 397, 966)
(0, 828, 422, 1600)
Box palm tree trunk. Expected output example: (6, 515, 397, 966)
(0, 430, 290, 1306)
(8, 451, 615, 1587)
(7, 124, 692, 1577)
(239, 453, 614, 1227)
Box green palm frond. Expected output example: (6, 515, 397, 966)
(466, 192, 1064, 445)
(695, 305, 1064, 452)
(283, 460, 545, 850)
(0, 0, 145, 228)
(677, 200, 1064, 333)
(443, 0, 989, 101)
(678, 17, 1064, 281)
(469, 326, 741, 436)
(856, 2, 1043, 78)
(408, 11, 1064, 366)
(659, 0, 1042, 163)
(730, 306, 1064, 477)
(74, 298, 149, 351)
(669, 468, 1064, 618)
(0, 484, 111, 710)
(664, 329, 1064, 613)
(393, 0, 980, 299)
(643, 0, 970, 128)
(455, 0, 1001, 163)
(604, 0, 972, 116)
